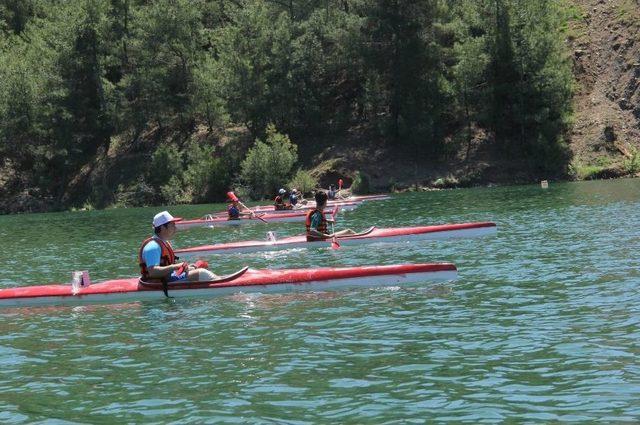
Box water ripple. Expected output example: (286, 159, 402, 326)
(0, 180, 640, 421)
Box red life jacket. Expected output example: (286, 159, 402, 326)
(274, 195, 284, 209)
(274, 195, 292, 210)
(139, 237, 176, 280)
(305, 209, 328, 241)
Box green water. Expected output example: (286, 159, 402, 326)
(1, 179, 639, 423)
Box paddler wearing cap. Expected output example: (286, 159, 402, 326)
(226, 191, 255, 220)
(138, 211, 217, 282)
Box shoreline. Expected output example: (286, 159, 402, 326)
(2, 174, 638, 216)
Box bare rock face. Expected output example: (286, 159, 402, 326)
(567, 0, 640, 170)
(618, 97, 630, 110)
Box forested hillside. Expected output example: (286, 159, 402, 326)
(0, 0, 576, 212)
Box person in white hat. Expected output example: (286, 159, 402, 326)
(138, 211, 216, 283)
(274, 188, 293, 211)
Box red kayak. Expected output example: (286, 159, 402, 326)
(330, 194, 391, 202)
(207, 200, 362, 217)
(250, 194, 390, 213)
(175, 222, 497, 257)
(176, 209, 314, 230)
(0, 263, 457, 307)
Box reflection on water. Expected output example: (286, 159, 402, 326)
(0, 178, 639, 422)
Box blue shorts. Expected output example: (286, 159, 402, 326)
(168, 270, 188, 282)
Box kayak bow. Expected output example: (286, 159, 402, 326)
(0, 263, 457, 307)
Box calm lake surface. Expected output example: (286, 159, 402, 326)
(1, 179, 639, 423)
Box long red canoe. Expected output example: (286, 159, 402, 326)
(176, 209, 314, 230)
(248, 194, 390, 213)
(207, 200, 361, 217)
(175, 222, 497, 257)
(0, 263, 457, 307)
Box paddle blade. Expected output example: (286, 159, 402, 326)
(331, 237, 340, 250)
(256, 214, 268, 223)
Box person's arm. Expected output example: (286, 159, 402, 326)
(309, 229, 332, 239)
(143, 243, 184, 278)
(147, 263, 184, 279)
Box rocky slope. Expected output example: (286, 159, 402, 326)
(567, 0, 640, 177)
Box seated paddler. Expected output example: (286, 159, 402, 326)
(227, 191, 255, 220)
(305, 191, 356, 242)
(274, 188, 293, 210)
(139, 211, 217, 282)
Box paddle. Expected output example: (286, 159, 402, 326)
(254, 213, 268, 224)
(328, 207, 341, 249)
(331, 205, 339, 220)
(329, 220, 340, 249)
(236, 199, 268, 223)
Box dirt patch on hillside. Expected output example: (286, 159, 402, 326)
(567, 0, 640, 172)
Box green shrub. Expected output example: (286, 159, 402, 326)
(623, 148, 640, 174)
(595, 156, 612, 167)
(288, 169, 318, 196)
(114, 177, 156, 207)
(228, 184, 252, 202)
(571, 163, 605, 180)
(161, 175, 192, 205)
(240, 124, 298, 199)
(184, 142, 231, 203)
(148, 144, 183, 189)
(350, 171, 371, 194)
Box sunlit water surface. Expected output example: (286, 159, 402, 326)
(0, 179, 639, 422)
